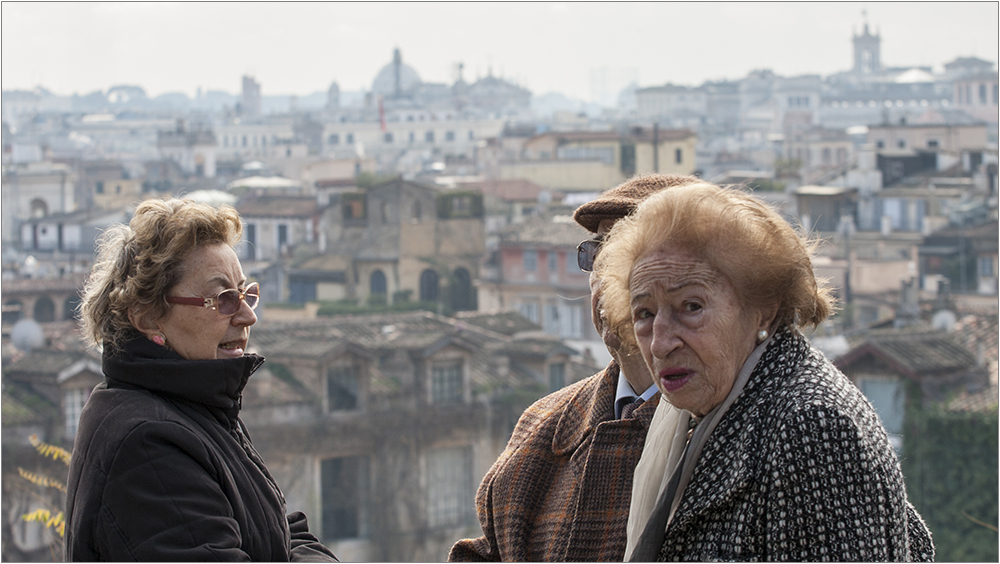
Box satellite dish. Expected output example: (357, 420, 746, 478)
(11, 319, 45, 351)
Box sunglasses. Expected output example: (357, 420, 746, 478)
(576, 239, 602, 272)
(166, 282, 260, 316)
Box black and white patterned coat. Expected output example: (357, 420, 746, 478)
(656, 326, 934, 562)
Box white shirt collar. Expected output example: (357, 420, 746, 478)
(615, 370, 659, 418)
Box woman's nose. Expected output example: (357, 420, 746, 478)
(231, 299, 258, 327)
(649, 315, 681, 358)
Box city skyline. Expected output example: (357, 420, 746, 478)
(2, 2, 998, 104)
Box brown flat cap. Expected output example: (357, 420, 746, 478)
(572, 173, 702, 233)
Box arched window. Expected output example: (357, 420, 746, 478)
(370, 270, 387, 297)
(450, 267, 476, 312)
(29, 198, 48, 218)
(419, 269, 439, 303)
(33, 296, 55, 322)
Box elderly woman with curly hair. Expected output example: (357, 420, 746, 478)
(65, 198, 337, 561)
(594, 183, 934, 561)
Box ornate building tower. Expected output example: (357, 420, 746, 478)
(853, 16, 882, 78)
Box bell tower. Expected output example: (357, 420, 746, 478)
(853, 12, 882, 78)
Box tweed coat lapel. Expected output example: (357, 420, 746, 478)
(552, 362, 618, 455)
(548, 361, 662, 561)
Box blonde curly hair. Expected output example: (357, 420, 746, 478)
(595, 182, 835, 342)
(79, 198, 243, 354)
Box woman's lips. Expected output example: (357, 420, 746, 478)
(217, 340, 246, 358)
(659, 369, 694, 392)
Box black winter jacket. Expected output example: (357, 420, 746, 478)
(64, 334, 337, 562)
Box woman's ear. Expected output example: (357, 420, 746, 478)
(757, 303, 779, 333)
(127, 306, 161, 338)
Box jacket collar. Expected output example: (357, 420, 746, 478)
(554, 361, 653, 455)
(102, 331, 265, 427)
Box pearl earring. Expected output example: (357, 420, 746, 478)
(151, 334, 166, 346)
(757, 330, 768, 343)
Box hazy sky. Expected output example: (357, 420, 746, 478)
(2, 2, 997, 103)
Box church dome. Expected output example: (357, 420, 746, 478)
(371, 48, 422, 97)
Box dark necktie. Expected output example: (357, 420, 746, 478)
(619, 396, 643, 419)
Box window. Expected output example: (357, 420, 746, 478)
(346, 133, 354, 144)
(328, 134, 340, 145)
(927, 139, 939, 149)
(519, 301, 539, 323)
(320, 456, 369, 540)
(979, 84, 988, 105)
(431, 361, 463, 404)
(34, 297, 54, 322)
(384, 132, 394, 143)
(876, 140, 885, 149)
(675, 148, 683, 164)
(425, 131, 435, 143)
(523, 250, 538, 272)
(547, 252, 557, 273)
(548, 363, 565, 392)
(277, 224, 288, 249)
(343, 197, 366, 220)
(620, 144, 636, 176)
(64, 388, 89, 437)
(408, 131, 415, 143)
(420, 269, 439, 302)
(449, 267, 475, 312)
(445, 131, 455, 141)
(95, 181, 104, 194)
(370, 269, 387, 297)
(426, 446, 473, 528)
(452, 195, 470, 215)
(979, 256, 994, 277)
(327, 365, 359, 411)
(897, 139, 906, 149)
(468, 131, 474, 140)
(544, 303, 560, 335)
(3, 299, 23, 325)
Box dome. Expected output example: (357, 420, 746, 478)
(895, 68, 935, 83)
(371, 48, 422, 97)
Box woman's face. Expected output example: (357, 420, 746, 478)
(153, 243, 257, 361)
(630, 247, 763, 417)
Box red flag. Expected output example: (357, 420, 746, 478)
(378, 95, 386, 133)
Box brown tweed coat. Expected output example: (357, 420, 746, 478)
(449, 362, 660, 562)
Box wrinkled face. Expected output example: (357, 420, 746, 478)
(155, 243, 257, 361)
(630, 247, 761, 416)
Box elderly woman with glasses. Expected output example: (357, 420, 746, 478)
(65, 198, 336, 561)
(595, 183, 934, 561)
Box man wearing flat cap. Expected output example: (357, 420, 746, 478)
(449, 174, 700, 562)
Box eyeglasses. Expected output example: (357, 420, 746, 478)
(576, 239, 602, 272)
(166, 282, 260, 316)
